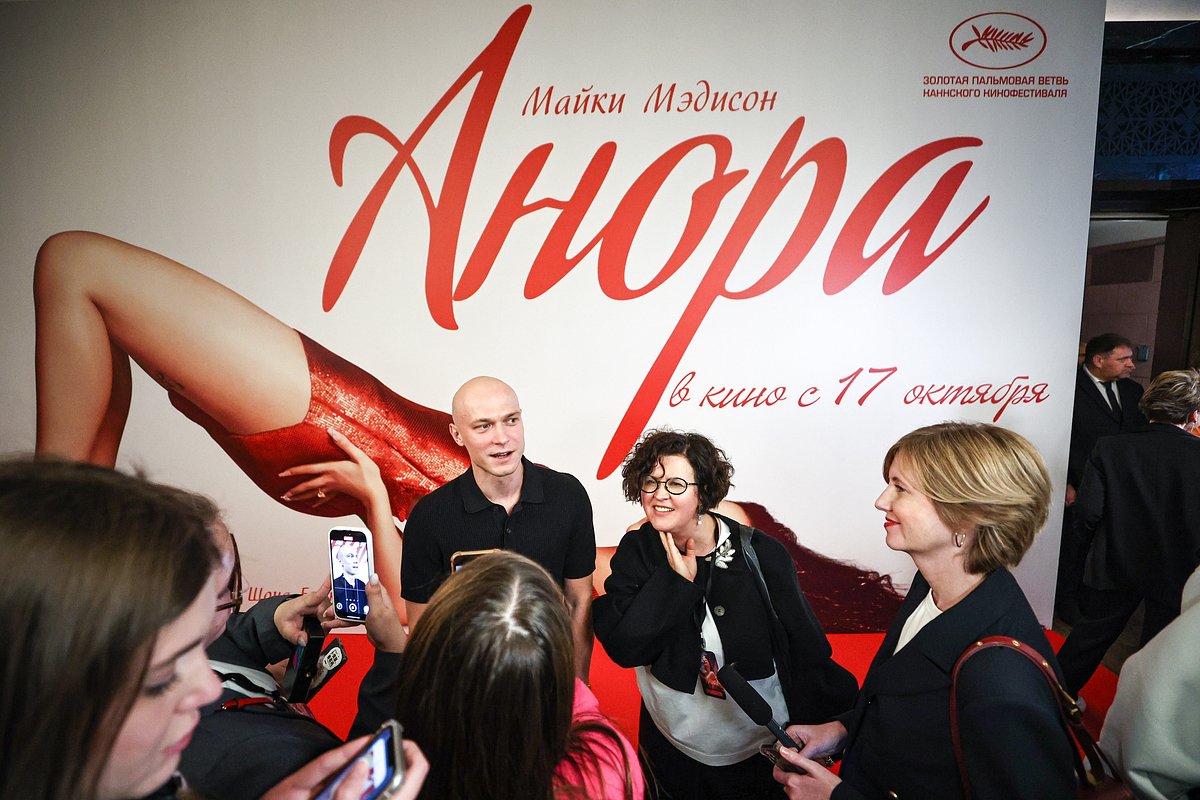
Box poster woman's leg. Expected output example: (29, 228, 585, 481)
(35, 231, 310, 459)
(33, 231, 409, 605)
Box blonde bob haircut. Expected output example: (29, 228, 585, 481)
(1138, 369, 1200, 425)
(882, 422, 1051, 575)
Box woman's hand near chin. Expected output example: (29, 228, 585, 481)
(660, 531, 698, 582)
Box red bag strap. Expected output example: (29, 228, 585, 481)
(948, 635, 1121, 799)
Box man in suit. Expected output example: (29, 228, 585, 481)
(1056, 369, 1200, 696)
(1055, 333, 1147, 622)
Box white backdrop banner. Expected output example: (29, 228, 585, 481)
(0, 1, 1105, 626)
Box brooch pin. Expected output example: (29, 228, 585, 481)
(712, 537, 736, 569)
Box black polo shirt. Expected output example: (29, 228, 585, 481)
(400, 457, 596, 603)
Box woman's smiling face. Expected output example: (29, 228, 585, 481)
(875, 454, 956, 560)
(641, 454, 701, 538)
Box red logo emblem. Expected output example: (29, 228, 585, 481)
(950, 13, 1046, 70)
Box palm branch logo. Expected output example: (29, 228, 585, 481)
(951, 13, 1047, 70)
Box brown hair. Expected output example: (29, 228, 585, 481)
(1139, 369, 1200, 425)
(620, 428, 733, 514)
(397, 553, 634, 799)
(882, 423, 1051, 574)
(0, 458, 217, 800)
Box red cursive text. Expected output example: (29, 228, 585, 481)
(326, 5, 990, 478)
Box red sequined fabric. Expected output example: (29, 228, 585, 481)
(741, 502, 903, 633)
(170, 333, 468, 520)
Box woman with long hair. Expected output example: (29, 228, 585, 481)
(0, 458, 412, 800)
(772, 422, 1074, 799)
(357, 551, 643, 799)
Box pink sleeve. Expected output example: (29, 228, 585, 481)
(553, 679, 646, 799)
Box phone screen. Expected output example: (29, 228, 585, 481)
(314, 721, 403, 800)
(330, 527, 372, 622)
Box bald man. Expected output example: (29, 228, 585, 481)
(400, 377, 596, 679)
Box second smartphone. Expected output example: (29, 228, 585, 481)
(329, 526, 373, 622)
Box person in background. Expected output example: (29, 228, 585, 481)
(1056, 369, 1200, 698)
(1100, 565, 1200, 800)
(356, 551, 643, 799)
(594, 429, 856, 799)
(773, 423, 1073, 800)
(1057, 333, 1147, 622)
(0, 458, 399, 800)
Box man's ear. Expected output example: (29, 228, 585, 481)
(449, 422, 463, 446)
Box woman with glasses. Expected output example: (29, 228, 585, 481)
(594, 429, 857, 799)
(0, 458, 400, 800)
(180, 438, 420, 800)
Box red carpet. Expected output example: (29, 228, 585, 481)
(309, 629, 1117, 746)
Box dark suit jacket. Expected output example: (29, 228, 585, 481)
(831, 569, 1074, 800)
(1068, 365, 1146, 488)
(1077, 423, 1200, 607)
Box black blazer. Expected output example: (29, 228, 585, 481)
(1077, 423, 1200, 608)
(831, 569, 1074, 800)
(1068, 365, 1146, 487)
(594, 514, 858, 725)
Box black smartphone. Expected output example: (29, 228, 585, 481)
(281, 616, 326, 703)
(329, 526, 373, 622)
(314, 720, 406, 800)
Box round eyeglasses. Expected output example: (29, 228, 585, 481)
(640, 476, 697, 496)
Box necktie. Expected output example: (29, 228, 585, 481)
(1103, 381, 1121, 422)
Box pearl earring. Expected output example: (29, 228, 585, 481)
(954, 531, 966, 548)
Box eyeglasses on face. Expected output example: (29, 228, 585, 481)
(215, 594, 243, 614)
(639, 476, 697, 496)
(217, 530, 244, 614)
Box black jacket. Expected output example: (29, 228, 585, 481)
(180, 596, 341, 800)
(1068, 365, 1146, 488)
(832, 569, 1074, 800)
(593, 514, 857, 725)
(1077, 422, 1200, 607)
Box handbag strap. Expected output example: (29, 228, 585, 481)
(948, 635, 1122, 799)
(738, 524, 779, 625)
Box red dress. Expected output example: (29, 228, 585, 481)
(170, 332, 467, 520)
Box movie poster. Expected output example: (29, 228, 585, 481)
(0, 1, 1105, 626)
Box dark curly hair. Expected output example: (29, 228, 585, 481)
(620, 428, 734, 514)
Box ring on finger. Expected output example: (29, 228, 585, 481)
(316, 488, 326, 500)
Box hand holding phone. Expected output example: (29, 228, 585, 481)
(361, 573, 407, 653)
(281, 616, 326, 702)
(312, 721, 406, 800)
(330, 527, 373, 622)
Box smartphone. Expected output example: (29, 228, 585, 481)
(449, 547, 500, 572)
(314, 720, 406, 800)
(281, 615, 327, 702)
(330, 526, 373, 622)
